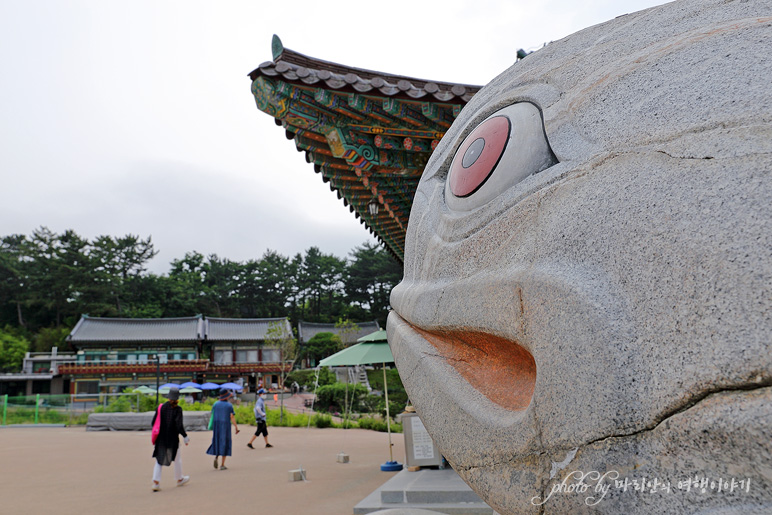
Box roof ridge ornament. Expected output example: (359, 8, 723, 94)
(271, 34, 284, 61)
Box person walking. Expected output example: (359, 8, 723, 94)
(151, 387, 190, 491)
(247, 388, 272, 449)
(206, 387, 239, 470)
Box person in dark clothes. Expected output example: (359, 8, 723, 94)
(151, 387, 190, 491)
(206, 388, 239, 470)
(247, 388, 272, 449)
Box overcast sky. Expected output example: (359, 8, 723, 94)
(0, 0, 669, 274)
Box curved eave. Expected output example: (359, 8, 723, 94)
(248, 36, 482, 262)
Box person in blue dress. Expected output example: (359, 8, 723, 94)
(206, 388, 240, 470)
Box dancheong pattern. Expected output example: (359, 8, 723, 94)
(249, 35, 481, 262)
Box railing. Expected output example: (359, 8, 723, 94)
(58, 359, 210, 375)
(0, 393, 144, 426)
(209, 361, 293, 373)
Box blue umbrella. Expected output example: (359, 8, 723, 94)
(159, 383, 180, 390)
(179, 381, 200, 389)
(219, 382, 243, 391)
(199, 382, 221, 390)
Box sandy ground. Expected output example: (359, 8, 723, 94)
(0, 424, 405, 515)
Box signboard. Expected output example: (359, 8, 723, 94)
(402, 412, 441, 467)
(411, 417, 435, 460)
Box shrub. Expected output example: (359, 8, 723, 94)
(356, 416, 402, 433)
(367, 368, 408, 415)
(315, 383, 368, 414)
(266, 408, 310, 427)
(312, 413, 332, 428)
(285, 367, 336, 390)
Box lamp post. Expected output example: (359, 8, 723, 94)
(368, 197, 379, 216)
(153, 354, 160, 406)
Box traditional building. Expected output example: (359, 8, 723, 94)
(56, 315, 293, 395)
(205, 316, 293, 391)
(249, 36, 482, 261)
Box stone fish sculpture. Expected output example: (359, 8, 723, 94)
(387, 1, 772, 513)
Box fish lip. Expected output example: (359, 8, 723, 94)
(388, 311, 537, 412)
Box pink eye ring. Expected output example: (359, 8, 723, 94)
(448, 116, 511, 197)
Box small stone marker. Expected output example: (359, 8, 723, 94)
(288, 467, 306, 482)
(336, 452, 349, 463)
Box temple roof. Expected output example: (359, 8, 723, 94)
(249, 36, 482, 261)
(67, 315, 203, 344)
(205, 317, 292, 342)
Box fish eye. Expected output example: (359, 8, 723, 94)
(445, 102, 556, 211)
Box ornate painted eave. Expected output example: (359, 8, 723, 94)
(248, 35, 482, 262)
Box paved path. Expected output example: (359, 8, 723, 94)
(0, 424, 405, 515)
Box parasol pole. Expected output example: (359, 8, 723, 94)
(379, 363, 401, 471)
(384, 364, 393, 461)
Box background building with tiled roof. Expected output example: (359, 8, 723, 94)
(57, 315, 293, 396)
(205, 317, 294, 391)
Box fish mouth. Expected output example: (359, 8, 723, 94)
(394, 316, 537, 412)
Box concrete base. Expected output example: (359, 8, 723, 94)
(86, 411, 209, 431)
(288, 468, 306, 482)
(354, 468, 496, 515)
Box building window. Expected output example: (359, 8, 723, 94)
(138, 354, 148, 364)
(262, 349, 280, 363)
(214, 350, 232, 365)
(32, 361, 51, 373)
(236, 350, 258, 363)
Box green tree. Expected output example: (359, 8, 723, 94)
(168, 252, 241, 317)
(301, 331, 342, 366)
(32, 326, 72, 353)
(89, 234, 157, 314)
(239, 250, 293, 318)
(266, 320, 298, 423)
(0, 327, 30, 372)
(296, 247, 346, 322)
(345, 242, 402, 326)
(0, 234, 29, 327)
(24, 227, 91, 328)
(334, 318, 361, 347)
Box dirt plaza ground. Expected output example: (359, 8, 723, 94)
(0, 425, 405, 515)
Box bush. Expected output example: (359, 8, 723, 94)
(266, 408, 310, 427)
(312, 413, 332, 428)
(367, 368, 408, 415)
(285, 367, 336, 390)
(356, 416, 402, 433)
(315, 383, 369, 414)
(94, 395, 133, 413)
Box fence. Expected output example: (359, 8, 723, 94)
(0, 392, 152, 426)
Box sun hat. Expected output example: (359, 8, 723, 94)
(167, 387, 180, 401)
(219, 387, 233, 401)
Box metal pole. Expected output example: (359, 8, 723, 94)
(383, 365, 393, 462)
(2, 394, 6, 425)
(344, 368, 349, 429)
(35, 393, 40, 424)
(155, 355, 160, 406)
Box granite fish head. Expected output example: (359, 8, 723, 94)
(388, 0, 772, 512)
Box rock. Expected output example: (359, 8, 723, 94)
(387, 1, 772, 513)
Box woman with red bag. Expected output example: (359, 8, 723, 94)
(151, 387, 190, 491)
